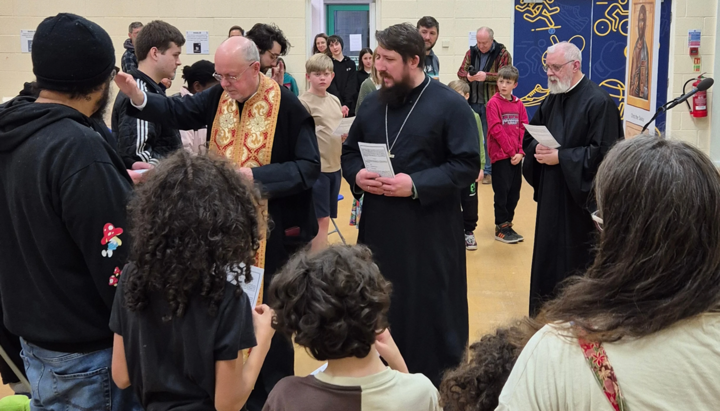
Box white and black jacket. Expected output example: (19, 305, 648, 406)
(111, 68, 181, 166)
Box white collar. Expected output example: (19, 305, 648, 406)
(565, 75, 585, 93)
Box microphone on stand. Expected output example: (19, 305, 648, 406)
(641, 77, 714, 134)
(672, 77, 714, 106)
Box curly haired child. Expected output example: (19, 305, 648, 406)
(439, 319, 539, 411)
(109, 151, 275, 411)
(265, 245, 441, 411)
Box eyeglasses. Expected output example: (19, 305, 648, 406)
(213, 63, 255, 82)
(591, 210, 604, 232)
(543, 60, 576, 73)
(110, 66, 120, 81)
(268, 51, 281, 61)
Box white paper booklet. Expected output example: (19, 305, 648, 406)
(358, 142, 395, 178)
(523, 124, 561, 149)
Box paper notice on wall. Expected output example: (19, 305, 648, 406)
(688, 30, 701, 48)
(186, 30, 210, 55)
(349, 34, 362, 51)
(469, 31, 475, 48)
(21, 30, 35, 53)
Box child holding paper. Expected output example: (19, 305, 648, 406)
(299, 53, 345, 251)
(485, 66, 528, 244)
(265, 245, 441, 411)
(109, 151, 275, 411)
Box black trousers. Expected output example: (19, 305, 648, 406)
(461, 182, 479, 233)
(491, 159, 522, 225)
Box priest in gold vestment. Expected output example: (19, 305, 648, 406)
(115, 36, 320, 410)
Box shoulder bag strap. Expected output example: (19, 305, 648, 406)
(578, 338, 629, 411)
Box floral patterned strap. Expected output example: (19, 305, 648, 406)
(578, 338, 629, 411)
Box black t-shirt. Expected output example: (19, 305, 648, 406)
(109, 264, 256, 411)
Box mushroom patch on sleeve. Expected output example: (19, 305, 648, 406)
(101, 223, 124, 258)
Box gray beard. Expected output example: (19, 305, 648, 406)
(548, 76, 572, 94)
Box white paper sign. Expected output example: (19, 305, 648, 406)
(227, 265, 264, 309)
(469, 31, 476, 48)
(523, 124, 561, 149)
(349, 34, 362, 52)
(358, 142, 395, 178)
(186, 30, 210, 55)
(333, 117, 355, 136)
(21, 30, 35, 53)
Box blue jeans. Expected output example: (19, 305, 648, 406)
(20, 339, 142, 411)
(470, 102, 492, 175)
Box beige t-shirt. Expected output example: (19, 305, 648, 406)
(299, 91, 343, 173)
(264, 367, 440, 411)
(496, 313, 720, 410)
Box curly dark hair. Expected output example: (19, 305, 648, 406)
(439, 319, 540, 411)
(268, 245, 392, 361)
(246, 23, 290, 55)
(124, 151, 265, 320)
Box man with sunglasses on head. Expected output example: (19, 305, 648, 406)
(114, 35, 320, 411)
(523, 41, 623, 317)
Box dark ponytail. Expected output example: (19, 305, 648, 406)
(181, 60, 216, 88)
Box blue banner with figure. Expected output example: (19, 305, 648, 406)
(513, 0, 670, 132)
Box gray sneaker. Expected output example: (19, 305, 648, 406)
(508, 225, 524, 242)
(495, 223, 521, 244)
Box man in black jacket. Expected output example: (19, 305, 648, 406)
(112, 20, 184, 167)
(327, 35, 358, 116)
(0, 13, 140, 410)
(115, 35, 320, 410)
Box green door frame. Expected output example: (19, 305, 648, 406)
(326, 4, 370, 36)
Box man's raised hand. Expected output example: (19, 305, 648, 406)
(114, 72, 145, 107)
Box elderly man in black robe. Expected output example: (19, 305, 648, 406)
(523, 41, 623, 316)
(342, 23, 480, 387)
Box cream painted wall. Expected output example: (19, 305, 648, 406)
(1, 0, 717, 156)
(0, 0, 515, 101)
(378, 0, 514, 85)
(0, 0, 309, 100)
(666, 0, 716, 153)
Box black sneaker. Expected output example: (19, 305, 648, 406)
(508, 225, 524, 242)
(495, 223, 521, 244)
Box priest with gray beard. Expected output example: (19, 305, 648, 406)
(342, 23, 480, 387)
(523, 42, 624, 317)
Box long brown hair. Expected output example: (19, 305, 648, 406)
(312, 33, 330, 55)
(541, 136, 720, 342)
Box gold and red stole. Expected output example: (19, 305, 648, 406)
(209, 74, 281, 308)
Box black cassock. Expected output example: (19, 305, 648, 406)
(522, 76, 623, 316)
(342, 76, 480, 386)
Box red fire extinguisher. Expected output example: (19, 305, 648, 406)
(692, 76, 708, 118)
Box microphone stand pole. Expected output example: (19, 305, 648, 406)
(640, 97, 685, 134)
